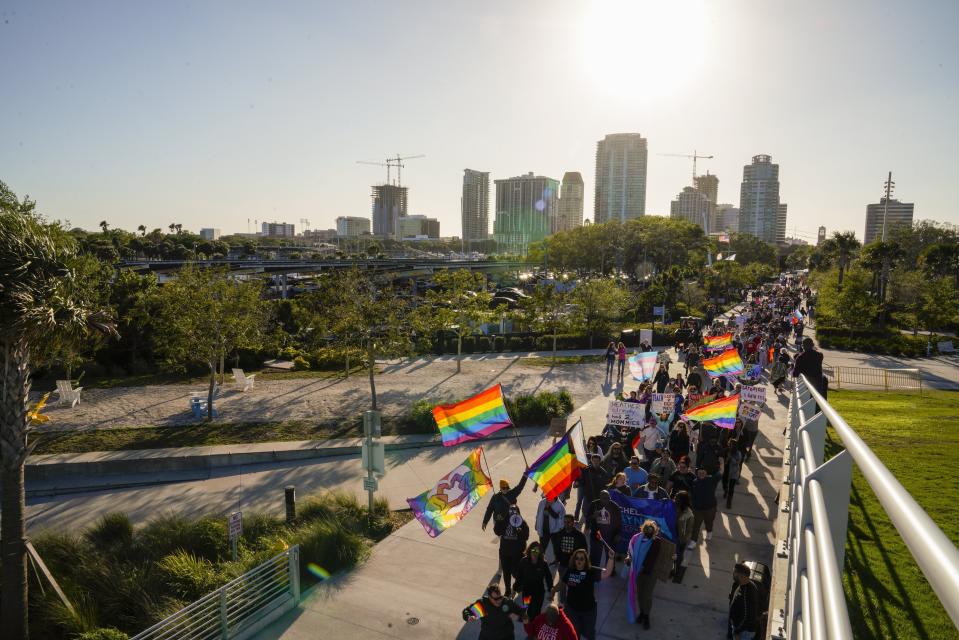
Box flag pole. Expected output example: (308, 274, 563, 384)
(500, 386, 531, 469)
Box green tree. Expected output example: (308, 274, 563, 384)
(859, 241, 904, 322)
(152, 266, 269, 418)
(726, 233, 777, 267)
(827, 231, 861, 290)
(570, 278, 627, 347)
(422, 270, 493, 372)
(784, 244, 815, 270)
(1, 186, 116, 639)
(816, 267, 877, 332)
(918, 243, 959, 286)
(917, 277, 959, 334)
(518, 283, 571, 363)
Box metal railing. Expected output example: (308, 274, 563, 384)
(770, 376, 959, 639)
(132, 546, 300, 640)
(822, 365, 921, 392)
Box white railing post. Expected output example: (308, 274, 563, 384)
(289, 545, 301, 602)
(219, 587, 229, 639)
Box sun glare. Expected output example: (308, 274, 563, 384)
(580, 0, 709, 101)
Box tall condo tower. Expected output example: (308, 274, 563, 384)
(594, 133, 648, 223)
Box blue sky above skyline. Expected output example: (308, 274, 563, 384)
(2, 0, 957, 242)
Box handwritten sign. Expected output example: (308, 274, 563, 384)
(650, 393, 675, 414)
(606, 401, 644, 427)
(739, 404, 762, 420)
(740, 385, 766, 405)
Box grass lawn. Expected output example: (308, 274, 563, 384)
(36, 365, 369, 390)
(519, 354, 606, 366)
(827, 389, 959, 640)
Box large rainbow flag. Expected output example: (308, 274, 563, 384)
(407, 448, 492, 537)
(628, 351, 659, 381)
(790, 309, 804, 325)
(432, 384, 512, 447)
(526, 420, 588, 500)
(682, 393, 740, 429)
(704, 333, 733, 351)
(702, 348, 744, 379)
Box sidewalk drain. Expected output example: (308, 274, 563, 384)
(407, 617, 419, 625)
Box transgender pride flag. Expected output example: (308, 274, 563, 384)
(628, 351, 659, 381)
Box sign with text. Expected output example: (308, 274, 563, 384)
(650, 393, 675, 415)
(228, 511, 242, 542)
(653, 306, 665, 317)
(639, 329, 653, 346)
(608, 491, 677, 553)
(739, 404, 762, 420)
(740, 385, 766, 405)
(606, 400, 644, 428)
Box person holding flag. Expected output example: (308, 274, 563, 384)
(462, 583, 527, 640)
(515, 541, 553, 618)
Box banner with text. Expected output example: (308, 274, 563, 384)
(650, 393, 675, 414)
(608, 491, 677, 553)
(740, 385, 766, 405)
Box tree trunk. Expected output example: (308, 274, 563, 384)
(219, 354, 225, 386)
(552, 332, 557, 365)
(367, 344, 377, 410)
(457, 335, 462, 373)
(207, 364, 216, 421)
(1, 341, 30, 640)
(838, 261, 846, 291)
(345, 353, 350, 379)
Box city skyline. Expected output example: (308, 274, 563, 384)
(2, 0, 958, 243)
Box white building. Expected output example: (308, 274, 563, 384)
(670, 186, 711, 232)
(461, 169, 490, 244)
(199, 228, 221, 241)
(261, 222, 295, 238)
(738, 154, 784, 243)
(864, 198, 914, 244)
(594, 133, 648, 223)
(336, 216, 372, 237)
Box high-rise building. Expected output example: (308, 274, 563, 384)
(461, 169, 489, 245)
(336, 216, 371, 237)
(399, 215, 440, 239)
(556, 171, 585, 232)
(864, 198, 914, 244)
(670, 186, 711, 232)
(714, 204, 740, 233)
(199, 228, 221, 241)
(301, 228, 337, 242)
(594, 133, 648, 223)
(775, 204, 788, 243)
(262, 222, 295, 238)
(694, 172, 719, 229)
(817, 226, 827, 245)
(371, 184, 408, 238)
(738, 154, 783, 243)
(493, 172, 559, 255)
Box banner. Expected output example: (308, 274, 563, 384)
(608, 491, 677, 553)
(606, 400, 644, 428)
(740, 385, 766, 405)
(739, 404, 762, 420)
(650, 393, 675, 415)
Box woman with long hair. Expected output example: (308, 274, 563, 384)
(555, 548, 598, 639)
(515, 541, 553, 618)
(625, 519, 664, 630)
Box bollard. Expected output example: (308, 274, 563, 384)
(285, 486, 296, 523)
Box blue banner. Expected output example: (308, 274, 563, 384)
(608, 491, 677, 553)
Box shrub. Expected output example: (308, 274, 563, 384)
(293, 519, 369, 579)
(297, 496, 337, 523)
(77, 629, 129, 640)
(157, 550, 222, 601)
(405, 399, 437, 433)
(136, 514, 229, 563)
(86, 512, 134, 549)
(506, 389, 574, 427)
(292, 355, 311, 371)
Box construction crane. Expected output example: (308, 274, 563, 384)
(657, 150, 714, 184)
(356, 154, 426, 186)
(300, 218, 310, 232)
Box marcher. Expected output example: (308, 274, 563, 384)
(639, 419, 664, 465)
(587, 490, 622, 577)
(556, 549, 598, 640)
(792, 337, 825, 397)
(653, 365, 671, 393)
(617, 342, 627, 380)
(649, 447, 677, 485)
(690, 461, 724, 546)
(605, 341, 616, 378)
(608, 471, 632, 496)
(482, 474, 530, 535)
(668, 457, 696, 497)
(515, 541, 553, 618)
(624, 456, 648, 492)
(668, 421, 691, 463)
(672, 491, 694, 580)
(550, 514, 587, 603)
(601, 441, 629, 476)
(634, 473, 669, 500)
(499, 505, 530, 596)
(534, 495, 566, 553)
(723, 438, 743, 509)
(523, 604, 578, 640)
(576, 454, 611, 522)
(462, 583, 528, 640)
(625, 519, 664, 630)
(728, 563, 760, 640)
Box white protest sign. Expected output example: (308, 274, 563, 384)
(739, 404, 762, 420)
(639, 329, 653, 346)
(740, 385, 766, 405)
(650, 393, 675, 414)
(606, 401, 644, 427)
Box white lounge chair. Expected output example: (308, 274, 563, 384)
(55, 380, 82, 408)
(232, 368, 256, 392)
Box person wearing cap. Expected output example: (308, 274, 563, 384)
(483, 473, 529, 536)
(462, 583, 527, 640)
(499, 505, 530, 597)
(634, 472, 669, 500)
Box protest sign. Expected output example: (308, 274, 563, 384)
(606, 400, 644, 427)
(650, 393, 675, 414)
(608, 491, 677, 553)
(739, 403, 762, 420)
(740, 385, 766, 405)
(639, 329, 653, 346)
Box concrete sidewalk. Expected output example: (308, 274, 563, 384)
(256, 362, 785, 640)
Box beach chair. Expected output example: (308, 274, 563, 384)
(55, 380, 82, 408)
(232, 368, 256, 392)
(189, 385, 220, 418)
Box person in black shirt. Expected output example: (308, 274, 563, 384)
(498, 505, 530, 597)
(554, 548, 597, 640)
(668, 457, 696, 497)
(791, 337, 825, 395)
(462, 583, 527, 640)
(515, 541, 553, 618)
(728, 563, 759, 639)
(550, 514, 587, 603)
(483, 474, 529, 535)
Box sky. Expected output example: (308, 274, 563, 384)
(2, 0, 958, 243)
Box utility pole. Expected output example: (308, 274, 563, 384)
(881, 171, 894, 242)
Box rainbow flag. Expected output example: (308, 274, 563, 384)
(522, 594, 532, 608)
(628, 351, 658, 381)
(526, 421, 588, 500)
(407, 449, 492, 538)
(791, 309, 803, 325)
(702, 348, 744, 379)
(432, 384, 512, 447)
(704, 333, 733, 351)
(683, 393, 740, 429)
(468, 600, 486, 618)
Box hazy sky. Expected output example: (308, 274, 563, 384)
(2, 0, 957, 242)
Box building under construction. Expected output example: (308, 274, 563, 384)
(371, 184, 408, 238)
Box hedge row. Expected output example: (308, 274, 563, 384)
(815, 327, 930, 357)
(402, 389, 575, 435)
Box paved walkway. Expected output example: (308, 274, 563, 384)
(255, 360, 786, 640)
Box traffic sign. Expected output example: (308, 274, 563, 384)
(228, 511, 242, 541)
(363, 477, 378, 492)
(362, 441, 386, 475)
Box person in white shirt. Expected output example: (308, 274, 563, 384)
(535, 495, 567, 560)
(640, 420, 665, 466)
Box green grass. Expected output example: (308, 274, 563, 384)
(519, 355, 605, 366)
(52, 366, 370, 390)
(827, 389, 959, 640)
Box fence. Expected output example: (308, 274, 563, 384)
(132, 546, 300, 640)
(768, 376, 959, 639)
(822, 365, 922, 392)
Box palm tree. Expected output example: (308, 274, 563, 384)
(831, 231, 861, 290)
(0, 203, 116, 638)
(99, 219, 109, 234)
(175, 223, 182, 235)
(137, 224, 146, 236)
(169, 223, 176, 234)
